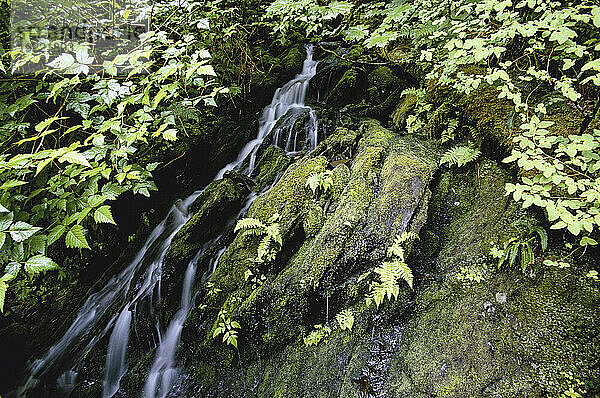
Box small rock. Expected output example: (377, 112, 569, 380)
(495, 292, 507, 304)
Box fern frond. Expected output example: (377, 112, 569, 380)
(266, 223, 282, 246)
(440, 145, 481, 168)
(255, 236, 272, 263)
(411, 23, 437, 40)
(401, 87, 421, 97)
(394, 260, 413, 289)
(241, 227, 264, 237)
(235, 217, 265, 233)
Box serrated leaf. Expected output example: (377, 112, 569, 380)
(60, 151, 91, 167)
(65, 225, 90, 249)
(88, 194, 108, 208)
(0, 281, 7, 312)
(94, 205, 116, 224)
(47, 224, 66, 245)
(162, 129, 177, 141)
(24, 255, 58, 275)
(28, 235, 46, 254)
(9, 221, 41, 242)
(0, 212, 13, 231)
(5, 262, 20, 276)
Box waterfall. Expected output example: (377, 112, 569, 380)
(143, 254, 197, 398)
(21, 45, 319, 398)
(215, 44, 318, 180)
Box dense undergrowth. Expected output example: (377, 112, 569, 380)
(0, 0, 599, 396)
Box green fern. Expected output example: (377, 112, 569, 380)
(234, 217, 266, 233)
(440, 145, 481, 167)
(303, 324, 331, 347)
(235, 213, 282, 263)
(336, 309, 355, 331)
(367, 231, 415, 308)
(440, 118, 459, 144)
(306, 170, 334, 196)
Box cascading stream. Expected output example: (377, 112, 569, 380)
(215, 44, 318, 180)
(21, 45, 318, 398)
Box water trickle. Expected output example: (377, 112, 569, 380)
(102, 308, 132, 398)
(215, 45, 318, 180)
(143, 254, 197, 398)
(22, 45, 319, 398)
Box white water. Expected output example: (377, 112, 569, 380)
(143, 254, 197, 398)
(215, 45, 318, 180)
(22, 45, 319, 398)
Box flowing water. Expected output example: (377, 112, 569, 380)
(21, 45, 318, 398)
(215, 45, 318, 180)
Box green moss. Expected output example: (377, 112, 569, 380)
(282, 46, 305, 74)
(368, 66, 400, 92)
(303, 204, 324, 238)
(326, 68, 367, 108)
(252, 145, 291, 191)
(459, 86, 513, 144)
(391, 91, 418, 130)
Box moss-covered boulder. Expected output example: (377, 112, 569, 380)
(160, 174, 253, 311)
(251, 145, 292, 191)
(181, 119, 439, 395)
(177, 143, 599, 398)
(326, 68, 368, 108)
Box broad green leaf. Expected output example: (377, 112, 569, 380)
(0, 232, 5, 249)
(343, 26, 369, 42)
(65, 225, 90, 249)
(94, 205, 116, 224)
(163, 129, 177, 141)
(24, 255, 58, 275)
(47, 224, 66, 245)
(12, 242, 24, 262)
(0, 204, 9, 212)
(0, 180, 28, 190)
(88, 195, 108, 208)
(592, 6, 600, 28)
(196, 65, 217, 76)
(60, 151, 91, 168)
(4, 262, 19, 276)
(101, 184, 128, 199)
(9, 221, 41, 242)
(28, 235, 46, 254)
(0, 212, 13, 231)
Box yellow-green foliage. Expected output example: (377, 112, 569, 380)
(234, 213, 282, 263)
(367, 231, 415, 308)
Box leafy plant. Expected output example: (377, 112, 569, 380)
(212, 311, 241, 349)
(455, 265, 486, 285)
(490, 220, 547, 273)
(335, 309, 355, 331)
(306, 170, 334, 197)
(440, 145, 481, 168)
(264, 0, 353, 43)
(366, 230, 416, 308)
(303, 324, 331, 347)
(234, 213, 282, 263)
(0, 0, 230, 311)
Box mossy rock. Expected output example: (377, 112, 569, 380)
(251, 145, 291, 191)
(391, 91, 418, 130)
(326, 68, 368, 108)
(182, 120, 439, 396)
(303, 204, 324, 238)
(160, 175, 252, 312)
(282, 46, 306, 75)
